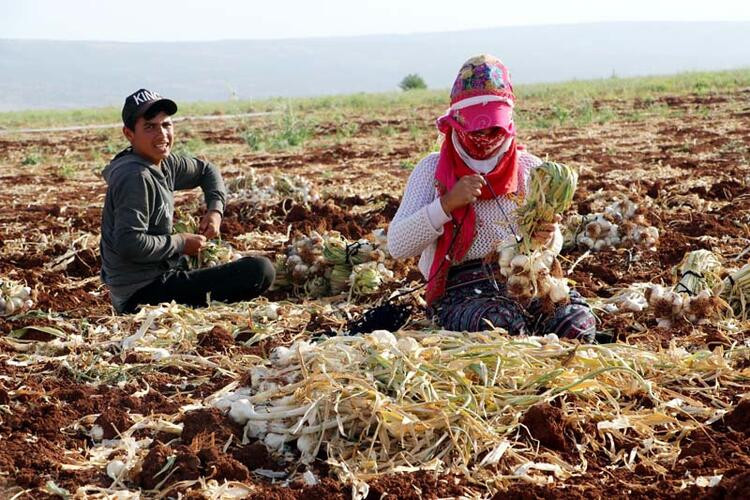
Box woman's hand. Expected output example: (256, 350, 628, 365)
(199, 210, 222, 239)
(532, 214, 562, 247)
(440, 174, 485, 213)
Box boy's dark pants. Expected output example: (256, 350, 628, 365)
(123, 256, 275, 313)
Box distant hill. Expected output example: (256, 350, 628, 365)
(1, 22, 749, 111)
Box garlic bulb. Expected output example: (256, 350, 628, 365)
(263, 432, 288, 452)
(90, 424, 104, 441)
(369, 330, 397, 347)
(229, 399, 255, 424)
(548, 277, 570, 303)
(297, 434, 317, 463)
(564, 199, 657, 252)
(106, 459, 128, 480)
(0, 279, 34, 316)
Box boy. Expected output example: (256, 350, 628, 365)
(100, 89, 274, 314)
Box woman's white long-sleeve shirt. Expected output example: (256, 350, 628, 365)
(387, 151, 544, 279)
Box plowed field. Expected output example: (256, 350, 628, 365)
(1, 81, 749, 498)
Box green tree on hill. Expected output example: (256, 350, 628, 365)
(399, 74, 427, 91)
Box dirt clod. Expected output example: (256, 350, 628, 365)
(93, 406, 134, 439)
(197, 325, 235, 353)
(181, 408, 243, 445)
(724, 399, 750, 435)
(521, 403, 570, 452)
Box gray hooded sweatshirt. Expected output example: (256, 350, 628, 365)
(100, 148, 227, 312)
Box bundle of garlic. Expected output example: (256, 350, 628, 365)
(620, 223, 659, 250)
(347, 240, 386, 266)
(272, 231, 328, 294)
(273, 231, 393, 299)
(720, 263, 750, 320)
(619, 206, 659, 249)
(563, 198, 659, 252)
(211, 340, 323, 463)
(516, 162, 578, 251)
(499, 161, 577, 305)
(673, 250, 724, 296)
(0, 278, 34, 316)
(498, 246, 569, 304)
(599, 283, 650, 314)
(644, 285, 690, 328)
(350, 261, 394, 296)
(645, 284, 725, 328)
(574, 214, 621, 251)
(193, 240, 244, 269)
(328, 263, 353, 295)
(603, 198, 638, 222)
(172, 209, 244, 269)
(325, 233, 389, 295)
(290, 232, 328, 282)
(227, 168, 319, 206)
(275, 174, 319, 206)
(607, 252, 726, 326)
(205, 328, 743, 484)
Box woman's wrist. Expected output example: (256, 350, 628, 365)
(440, 195, 454, 214)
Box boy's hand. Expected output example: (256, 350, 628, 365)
(182, 234, 207, 256)
(199, 211, 222, 239)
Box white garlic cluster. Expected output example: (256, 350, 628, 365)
(645, 285, 720, 327)
(252, 302, 280, 321)
(603, 291, 649, 314)
(213, 341, 322, 463)
(0, 279, 33, 316)
(576, 214, 621, 251)
(228, 168, 319, 206)
(285, 232, 327, 284)
(621, 223, 659, 249)
(564, 199, 659, 252)
(499, 246, 570, 304)
(350, 261, 394, 296)
(198, 240, 244, 269)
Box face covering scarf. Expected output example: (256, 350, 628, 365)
(456, 127, 507, 159)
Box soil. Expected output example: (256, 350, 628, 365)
(521, 403, 571, 452)
(197, 325, 236, 354)
(722, 398, 750, 434)
(181, 407, 244, 445)
(93, 406, 135, 440)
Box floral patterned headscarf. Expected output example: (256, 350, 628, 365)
(437, 54, 516, 136)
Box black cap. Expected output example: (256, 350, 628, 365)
(121, 89, 177, 129)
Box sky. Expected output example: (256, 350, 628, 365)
(2, 0, 750, 42)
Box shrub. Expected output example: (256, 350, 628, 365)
(242, 107, 313, 152)
(399, 74, 427, 91)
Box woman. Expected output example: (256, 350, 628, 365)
(387, 55, 595, 342)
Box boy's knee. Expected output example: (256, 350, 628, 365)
(257, 256, 276, 287)
(241, 256, 275, 292)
